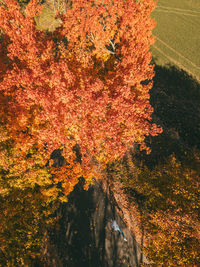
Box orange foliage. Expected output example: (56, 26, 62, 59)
(50, 152, 83, 195)
(0, 0, 162, 190)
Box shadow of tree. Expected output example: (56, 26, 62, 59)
(41, 178, 142, 267)
(47, 179, 101, 267)
(136, 64, 200, 168)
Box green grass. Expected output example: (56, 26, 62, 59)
(151, 0, 200, 80)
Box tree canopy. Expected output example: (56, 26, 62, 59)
(0, 0, 161, 186)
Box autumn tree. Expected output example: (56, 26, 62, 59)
(109, 151, 200, 266)
(0, 0, 162, 189)
(0, 92, 82, 264)
(0, 187, 60, 266)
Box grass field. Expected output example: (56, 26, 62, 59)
(151, 0, 200, 80)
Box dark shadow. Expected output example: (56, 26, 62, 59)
(50, 149, 67, 167)
(39, 178, 142, 267)
(46, 178, 101, 267)
(134, 64, 200, 168)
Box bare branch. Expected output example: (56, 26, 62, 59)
(109, 39, 116, 51)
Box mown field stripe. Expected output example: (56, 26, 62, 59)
(155, 37, 200, 70)
(156, 5, 200, 14)
(154, 9, 199, 17)
(153, 44, 200, 81)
